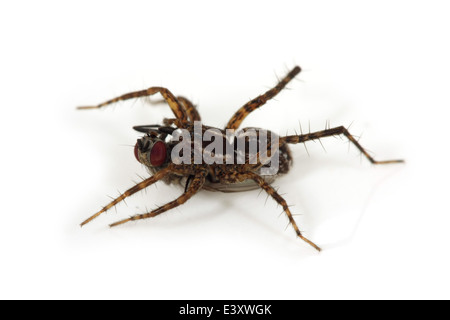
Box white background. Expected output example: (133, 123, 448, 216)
(1, 1, 449, 300)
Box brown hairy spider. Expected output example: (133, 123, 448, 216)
(78, 66, 403, 251)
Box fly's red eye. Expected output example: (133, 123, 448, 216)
(150, 141, 167, 166)
(134, 142, 140, 162)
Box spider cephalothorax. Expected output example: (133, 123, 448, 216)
(78, 66, 403, 252)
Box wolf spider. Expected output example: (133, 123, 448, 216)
(78, 66, 403, 251)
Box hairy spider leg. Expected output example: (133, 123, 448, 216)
(109, 170, 208, 227)
(77, 86, 189, 123)
(242, 171, 321, 252)
(225, 66, 301, 130)
(281, 126, 404, 164)
(80, 166, 173, 226)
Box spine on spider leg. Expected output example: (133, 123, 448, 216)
(283, 127, 344, 144)
(265, 66, 301, 100)
(282, 126, 404, 165)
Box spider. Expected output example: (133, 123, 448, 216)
(78, 66, 403, 251)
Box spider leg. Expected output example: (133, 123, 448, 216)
(225, 66, 301, 130)
(241, 171, 321, 252)
(281, 126, 404, 164)
(162, 118, 180, 126)
(177, 96, 201, 122)
(77, 86, 189, 123)
(80, 166, 173, 226)
(144, 95, 201, 122)
(109, 170, 207, 227)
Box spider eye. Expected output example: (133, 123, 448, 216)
(150, 141, 167, 166)
(134, 142, 140, 162)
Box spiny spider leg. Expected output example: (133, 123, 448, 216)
(80, 166, 173, 227)
(281, 126, 404, 164)
(242, 171, 321, 252)
(109, 170, 208, 227)
(225, 66, 301, 130)
(77, 86, 189, 123)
